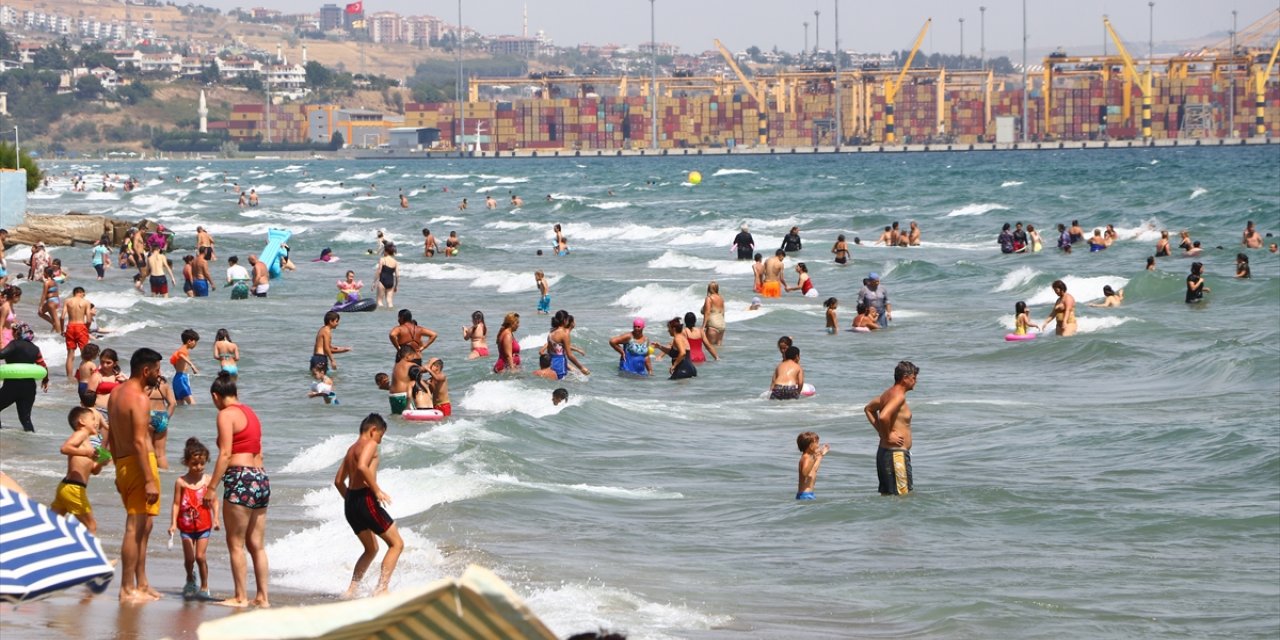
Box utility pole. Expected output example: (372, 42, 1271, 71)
(979, 6, 986, 72)
(814, 10, 820, 56)
(1148, 2, 1155, 65)
(1229, 10, 1237, 137)
(834, 0, 841, 146)
(650, 0, 658, 151)
(803, 22, 809, 59)
(458, 0, 465, 154)
(1021, 0, 1028, 142)
(959, 17, 965, 69)
(13, 126, 18, 170)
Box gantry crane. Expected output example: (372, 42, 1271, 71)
(1252, 38, 1280, 136)
(1103, 16, 1153, 140)
(713, 39, 768, 145)
(883, 18, 932, 143)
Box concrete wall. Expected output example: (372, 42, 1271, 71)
(0, 169, 26, 230)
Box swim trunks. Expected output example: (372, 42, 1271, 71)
(222, 466, 270, 509)
(51, 479, 91, 516)
(149, 275, 168, 295)
(795, 491, 816, 501)
(537, 294, 551, 313)
(433, 402, 451, 417)
(64, 322, 90, 350)
(115, 453, 161, 516)
(172, 371, 192, 401)
(180, 529, 212, 540)
(388, 393, 408, 415)
(761, 281, 782, 298)
(193, 279, 210, 297)
(876, 447, 913, 496)
(149, 410, 170, 436)
(252, 284, 269, 298)
(826, 326, 835, 335)
(309, 354, 329, 374)
(230, 282, 250, 300)
(770, 385, 801, 400)
(183, 279, 194, 295)
(344, 487, 394, 535)
(669, 357, 697, 380)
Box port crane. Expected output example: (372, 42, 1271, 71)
(1103, 16, 1153, 140)
(883, 18, 932, 143)
(713, 39, 769, 146)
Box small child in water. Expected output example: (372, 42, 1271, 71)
(796, 431, 829, 500)
(1014, 301, 1039, 335)
(748, 296, 762, 311)
(852, 303, 880, 331)
(823, 297, 839, 335)
(552, 388, 569, 406)
(535, 271, 550, 314)
(308, 362, 338, 405)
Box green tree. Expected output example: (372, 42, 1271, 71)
(75, 75, 103, 101)
(116, 81, 152, 105)
(0, 29, 14, 60)
(199, 59, 220, 84)
(32, 44, 69, 69)
(305, 60, 332, 88)
(0, 141, 42, 191)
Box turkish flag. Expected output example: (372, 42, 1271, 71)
(345, 1, 362, 14)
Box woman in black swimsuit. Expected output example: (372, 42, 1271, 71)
(374, 243, 399, 308)
(831, 235, 850, 265)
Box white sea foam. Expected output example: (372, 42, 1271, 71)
(495, 176, 529, 184)
(1025, 275, 1130, 305)
(279, 434, 349, 474)
(1075, 315, 1135, 333)
(646, 250, 754, 276)
(1189, 187, 1208, 200)
(350, 170, 386, 180)
(427, 215, 464, 224)
(555, 223, 668, 243)
(945, 202, 1009, 217)
(528, 582, 731, 640)
(711, 168, 758, 176)
(407, 418, 508, 447)
(475, 185, 502, 193)
(1001, 180, 1024, 187)
(613, 284, 702, 322)
(588, 201, 632, 210)
(280, 201, 352, 217)
(667, 229, 727, 247)
(459, 380, 572, 418)
(398, 262, 549, 293)
(995, 266, 1041, 292)
(1113, 218, 1163, 242)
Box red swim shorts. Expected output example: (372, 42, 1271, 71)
(65, 322, 90, 350)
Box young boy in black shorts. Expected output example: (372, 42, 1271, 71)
(334, 413, 403, 598)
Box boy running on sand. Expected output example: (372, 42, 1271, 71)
(51, 406, 108, 533)
(335, 414, 403, 598)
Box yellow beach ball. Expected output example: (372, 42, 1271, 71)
(688, 171, 702, 185)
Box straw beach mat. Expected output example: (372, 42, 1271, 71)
(194, 565, 557, 640)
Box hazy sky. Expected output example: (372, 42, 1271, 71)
(217, 0, 1276, 57)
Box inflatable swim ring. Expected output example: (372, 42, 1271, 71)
(852, 327, 871, 333)
(0, 363, 48, 380)
(403, 409, 446, 422)
(331, 298, 376, 313)
(1004, 332, 1038, 342)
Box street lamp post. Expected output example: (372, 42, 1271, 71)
(834, 0, 841, 146)
(458, 0, 465, 153)
(650, 0, 658, 151)
(959, 17, 965, 69)
(979, 6, 986, 72)
(803, 22, 809, 59)
(1147, 2, 1154, 66)
(814, 10, 820, 56)
(1021, 0, 1028, 142)
(1229, 10, 1236, 137)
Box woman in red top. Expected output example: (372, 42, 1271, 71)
(205, 372, 270, 608)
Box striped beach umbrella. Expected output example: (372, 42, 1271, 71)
(0, 486, 115, 603)
(197, 565, 558, 640)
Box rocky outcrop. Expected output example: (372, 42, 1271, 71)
(4, 213, 138, 247)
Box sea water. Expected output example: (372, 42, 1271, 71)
(3, 147, 1278, 638)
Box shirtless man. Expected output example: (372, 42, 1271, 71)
(1243, 221, 1263, 249)
(863, 360, 919, 496)
(313, 311, 351, 373)
(887, 222, 902, 247)
(908, 221, 922, 246)
(61, 286, 93, 378)
(191, 247, 216, 297)
(248, 255, 269, 298)
(875, 226, 893, 246)
(769, 346, 805, 400)
(146, 248, 175, 298)
(107, 348, 164, 601)
(196, 226, 216, 261)
(760, 250, 786, 298)
(388, 310, 438, 357)
(485, 195, 497, 209)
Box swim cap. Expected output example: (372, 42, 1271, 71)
(633, 317, 645, 328)
(752, 297, 761, 305)
(867, 272, 880, 281)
